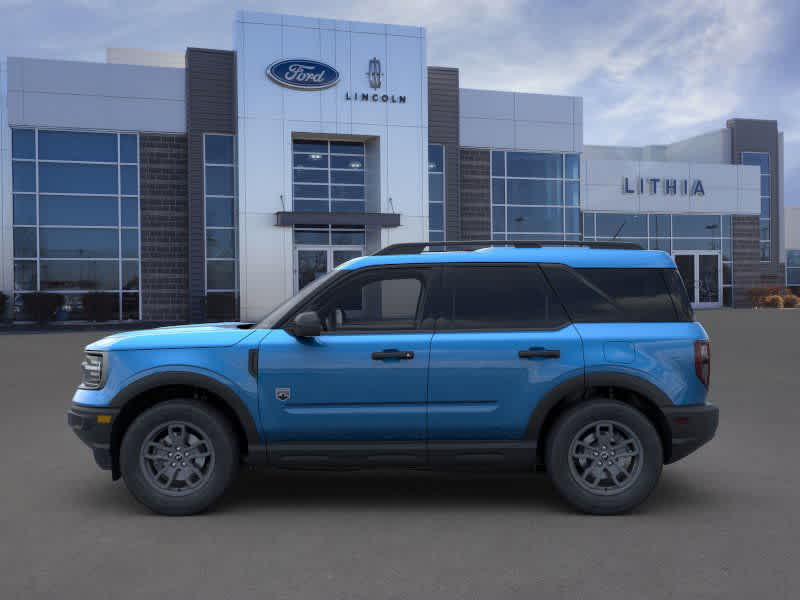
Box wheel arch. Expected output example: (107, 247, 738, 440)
(108, 372, 265, 479)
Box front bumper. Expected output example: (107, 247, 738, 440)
(663, 403, 719, 463)
(67, 405, 120, 471)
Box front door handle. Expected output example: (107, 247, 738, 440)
(519, 348, 560, 359)
(372, 349, 415, 360)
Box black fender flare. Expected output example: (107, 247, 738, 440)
(109, 371, 265, 460)
(525, 371, 672, 443)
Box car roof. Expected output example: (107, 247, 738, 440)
(339, 246, 676, 270)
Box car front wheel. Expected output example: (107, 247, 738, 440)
(545, 400, 663, 515)
(120, 400, 239, 515)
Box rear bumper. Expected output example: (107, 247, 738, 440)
(67, 405, 120, 471)
(663, 403, 719, 464)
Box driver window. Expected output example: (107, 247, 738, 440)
(307, 271, 425, 332)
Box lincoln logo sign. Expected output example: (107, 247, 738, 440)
(266, 59, 340, 90)
(623, 176, 705, 196)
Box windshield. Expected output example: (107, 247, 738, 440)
(256, 269, 340, 329)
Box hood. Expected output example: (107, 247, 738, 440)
(86, 322, 258, 352)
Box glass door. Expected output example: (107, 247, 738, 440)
(673, 252, 721, 308)
(295, 247, 363, 291)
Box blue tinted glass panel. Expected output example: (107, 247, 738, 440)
(121, 166, 138, 195)
(759, 220, 770, 240)
(721, 215, 732, 237)
(121, 229, 139, 258)
(293, 168, 328, 184)
(331, 201, 365, 212)
(294, 153, 329, 168)
(760, 242, 770, 261)
(565, 233, 581, 241)
(122, 261, 139, 290)
(492, 179, 505, 205)
(39, 163, 117, 194)
(595, 213, 647, 237)
(13, 228, 36, 257)
(293, 140, 328, 154)
(207, 260, 236, 290)
(650, 238, 671, 252)
(331, 231, 365, 245)
(38, 131, 117, 162)
(14, 261, 37, 291)
(40, 228, 117, 258)
(673, 238, 721, 251)
(507, 179, 562, 205)
(207, 229, 236, 258)
(741, 152, 769, 174)
(330, 141, 364, 155)
(649, 214, 671, 237)
(121, 197, 138, 226)
(761, 197, 770, 218)
(331, 155, 363, 169)
(13, 194, 36, 225)
(331, 185, 364, 200)
(206, 197, 234, 227)
(40, 260, 119, 290)
(294, 184, 329, 199)
(760, 175, 770, 196)
(789, 269, 800, 285)
(565, 154, 580, 179)
(429, 203, 444, 231)
(122, 293, 139, 320)
(492, 207, 505, 232)
(429, 231, 444, 242)
(294, 199, 328, 212)
(565, 208, 580, 233)
(294, 230, 329, 244)
(507, 206, 564, 233)
(673, 214, 721, 237)
(428, 145, 444, 172)
(205, 166, 235, 195)
(120, 134, 138, 163)
(12, 161, 35, 192)
(583, 213, 595, 238)
(331, 170, 364, 185)
(565, 181, 579, 206)
(722, 238, 732, 261)
(429, 173, 444, 204)
(205, 135, 234, 164)
(507, 152, 562, 178)
(491, 151, 505, 177)
(12, 129, 35, 159)
(787, 250, 800, 267)
(40, 195, 118, 226)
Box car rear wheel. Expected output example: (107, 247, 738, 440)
(545, 400, 663, 515)
(120, 400, 239, 515)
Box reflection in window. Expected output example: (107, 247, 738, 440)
(292, 139, 365, 213)
(429, 144, 445, 241)
(742, 152, 770, 261)
(204, 134, 238, 305)
(10, 128, 140, 320)
(491, 150, 579, 240)
(787, 250, 800, 287)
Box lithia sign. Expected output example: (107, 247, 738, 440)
(267, 57, 407, 103)
(623, 176, 705, 196)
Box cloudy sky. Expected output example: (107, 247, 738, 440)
(2, 0, 798, 203)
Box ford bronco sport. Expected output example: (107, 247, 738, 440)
(68, 240, 718, 515)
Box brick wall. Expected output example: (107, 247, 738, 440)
(732, 215, 760, 307)
(460, 149, 490, 239)
(139, 134, 189, 322)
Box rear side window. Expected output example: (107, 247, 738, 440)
(542, 266, 690, 322)
(438, 265, 568, 330)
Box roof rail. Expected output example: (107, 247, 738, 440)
(373, 239, 644, 256)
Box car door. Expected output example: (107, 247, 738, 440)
(427, 264, 584, 452)
(259, 266, 435, 447)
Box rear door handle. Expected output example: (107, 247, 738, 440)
(519, 348, 560, 359)
(372, 350, 415, 360)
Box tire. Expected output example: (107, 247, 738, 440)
(545, 400, 663, 515)
(120, 400, 239, 516)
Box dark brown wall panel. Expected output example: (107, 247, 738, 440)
(459, 149, 490, 239)
(428, 67, 460, 240)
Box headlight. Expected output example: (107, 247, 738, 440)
(80, 352, 105, 389)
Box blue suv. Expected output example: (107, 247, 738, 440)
(68, 241, 718, 515)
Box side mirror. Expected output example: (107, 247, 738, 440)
(286, 311, 322, 338)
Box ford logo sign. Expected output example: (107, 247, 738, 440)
(267, 59, 340, 90)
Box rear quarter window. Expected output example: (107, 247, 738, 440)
(542, 265, 691, 323)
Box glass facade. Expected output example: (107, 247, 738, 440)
(787, 250, 800, 287)
(204, 134, 238, 309)
(11, 128, 140, 320)
(741, 152, 771, 261)
(428, 144, 445, 241)
(293, 225, 365, 290)
(582, 212, 733, 306)
(491, 150, 580, 240)
(292, 140, 365, 213)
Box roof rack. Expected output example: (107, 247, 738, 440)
(373, 239, 644, 256)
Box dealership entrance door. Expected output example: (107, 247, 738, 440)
(295, 247, 363, 291)
(674, 252, 722, 308)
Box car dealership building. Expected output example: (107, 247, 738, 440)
(0, 10, 790, 322)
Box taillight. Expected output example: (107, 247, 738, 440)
(694, 340, 711, 387)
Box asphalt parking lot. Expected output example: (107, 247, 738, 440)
(1, 309, 799, 599)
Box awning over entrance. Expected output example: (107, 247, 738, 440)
(275, 211, 401, 228)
